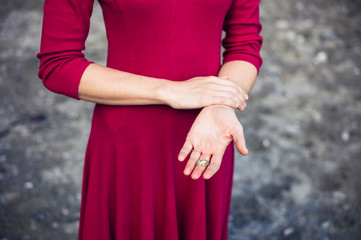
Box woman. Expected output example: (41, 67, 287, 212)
(37, 0, 262, 239)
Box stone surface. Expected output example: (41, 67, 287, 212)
(0, 0, 360, 239)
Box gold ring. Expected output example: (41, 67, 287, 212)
(192, 148, 201, 153)
(196, 159, 209, 167)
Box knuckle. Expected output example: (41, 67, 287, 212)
(212, 97, 220, 105)
(182, 144, 191, 149)
(199, 97, 206, 105)
(230, 91, 238, 98)
(211, 162, 220, 171)
(208, 166, 218, 173)
(205, 170, 215, 178)
(214, 161, 221, 169)
(219, 97, 228, 104)
(224, 91, 233, 98)
(180, 147, 189, 153)
(233, 98, 240, 105)
(228, 81, 236, 87)
(204, 87, 213, 93)
(203, 96, 213, 104)
(207, 82, 217, 89)
(183, 149, 191, 155)
(233, 87, 239, 94)
(186, 162, 195, 169)
(210, 76, 218, 83)
(215, 97, 226, 104)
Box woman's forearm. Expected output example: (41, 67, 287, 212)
(78, 63, 247, 109)
(217, 60, 258, 95)
(180, 60, 258, 179)
(78, 63, 173, 105)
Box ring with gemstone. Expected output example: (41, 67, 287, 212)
(196, 159, 209, 167)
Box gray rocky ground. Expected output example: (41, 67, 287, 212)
(0, 0, 360, 239)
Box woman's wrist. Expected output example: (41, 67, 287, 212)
(203, 104, 236, 113)
(155, 75, 248, 110)
(217, 74, 248, 111)
(154, 80, 177, 107)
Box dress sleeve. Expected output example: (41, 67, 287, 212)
(222, 0, 263, 73)
(36, 0, 95, 100)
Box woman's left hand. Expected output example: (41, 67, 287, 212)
(178, 105, 248, 180)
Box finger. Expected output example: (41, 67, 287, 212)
(238, 102, 247, 111)
(208, 83, 248, 108)
(191, 154, 211, 180)
(231, 122, 248, 156)
(209, 77, 241, 91)
(209, 90, 243, 108)
(183, 150, 202, 175)
(209, 77, 249, 110)
(213, 77, 248, 99)
(208, 82, 240, 96)
(218, 76, 228, 80)
(203, 153, 223, 179)
(192, 147, 202, 154)
(210, 76, 235, 86)
(210, 96, 239, 109)
(236, 86, 248, 100)
(178, 140, 193, 161)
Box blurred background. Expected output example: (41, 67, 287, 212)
(0, 0, 360, 239)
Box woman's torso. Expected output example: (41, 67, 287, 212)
(99, 0, 233, 81)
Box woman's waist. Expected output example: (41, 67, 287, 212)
(90, 104, 200, 134)
(106, 51, 221, 82)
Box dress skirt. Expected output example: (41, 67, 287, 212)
(36, 0, 263, 238)
(79, 105, 235, 240)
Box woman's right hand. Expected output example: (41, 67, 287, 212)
(162, 76, 248, 110)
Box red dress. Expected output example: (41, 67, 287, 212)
(37, 0, 262, 239)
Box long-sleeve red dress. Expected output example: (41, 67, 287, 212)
(37, 0, 262, 239)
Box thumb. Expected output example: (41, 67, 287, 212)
(231, 122, 248, 156)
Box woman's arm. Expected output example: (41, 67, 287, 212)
(37, 0, 248, 110)
(178, 0, 263, 180)
(77, 63, 248, 109)
(218, 60, 258, 96)
(178, 60, 258, 180)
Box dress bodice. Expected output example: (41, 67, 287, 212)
(37, 0, 262, 99)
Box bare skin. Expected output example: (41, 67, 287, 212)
(78, 63, 248, 110)
(178, 60, 258, 180)
(78, 60, 258, 180)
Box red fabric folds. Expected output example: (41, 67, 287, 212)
(222, 0, 263, 73)
(37, 0, 94, 99)
(36, 0, 263, 239)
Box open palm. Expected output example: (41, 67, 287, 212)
(178, 105, 248, 180)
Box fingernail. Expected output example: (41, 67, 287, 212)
(192, 174, 199, 179)
(245, 95, 249, 100)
